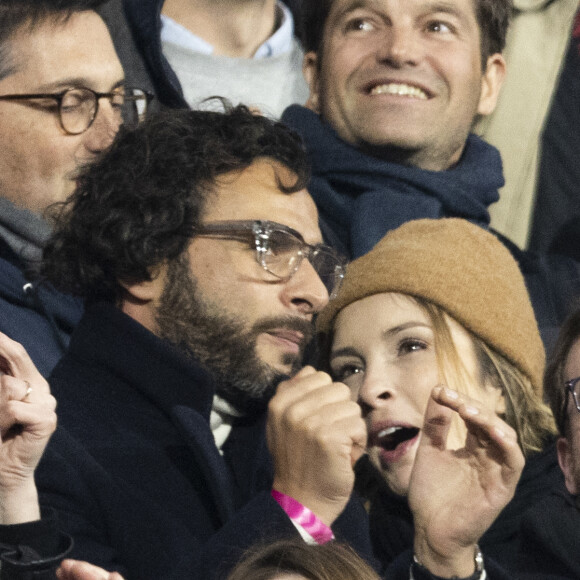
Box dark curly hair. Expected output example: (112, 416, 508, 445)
(42, 104, 310, 303)
(544, 304, 580, 437)
(0, 0, 107, 80)
(302, 0, 512, 68)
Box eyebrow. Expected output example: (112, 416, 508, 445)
(331, 0, 472, 25)
(330, 321, 432, 360)
(331, 0, 379, 22)
(35, 77, 125, 93)
(381, 321, 432, 339)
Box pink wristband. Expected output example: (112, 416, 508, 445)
(271, 489, 334, 544)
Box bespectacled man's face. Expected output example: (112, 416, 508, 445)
(303, 0, 505, 171)
(0, 10, 125, 216)
(558, 337, 580, 495)
(153, 159, 330, 412)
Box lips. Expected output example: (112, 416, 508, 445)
(265, 329, 305, 353)
(370, 423, 420, 464)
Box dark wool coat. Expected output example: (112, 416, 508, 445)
(0, 238, 83, 377)
(34, 303, 374, 580)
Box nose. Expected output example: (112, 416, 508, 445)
(83, 98, 122, 154)
(280, 257, 329, 315)
(376, 23, 420, 67)
(357, 369, 394, 416)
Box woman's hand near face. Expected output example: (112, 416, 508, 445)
(408, 386, 524, 578)
(0, 332, 57, 524)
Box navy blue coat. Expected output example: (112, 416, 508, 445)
(0, 239, 83, 377)
(36, 303, 374, 580)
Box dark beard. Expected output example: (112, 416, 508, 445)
(155, 255, 313, 414)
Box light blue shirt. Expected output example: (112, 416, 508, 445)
(160, 1, 294, 59)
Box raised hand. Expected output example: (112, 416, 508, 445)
(57, 560, 125, 580)
(409, 386, 524, 577)
(266, 366, 367, 526)
(0, 332, 57, 524)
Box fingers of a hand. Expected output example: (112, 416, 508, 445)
(272, 368, 334, 406)
(435, 387, 523, 473)
(0, 333, 46, 387)
(270, 374, 350, 421)
(57, 560, 124, 580)
(0, 395, 57, 439)
(0, 374, 54, 407)
(420, 387, 453, 450)
(277, 384, 355, 435)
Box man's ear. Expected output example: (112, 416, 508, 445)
(303, 51, 321, 112)
(477, 53, 506, 117)
(557, 436, 579, 495)
(120, 264, 167, 303)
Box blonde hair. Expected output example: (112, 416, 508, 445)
(415, 298, 556, 455)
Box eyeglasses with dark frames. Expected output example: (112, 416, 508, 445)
(565, 376, 580, 414)
(0, 87, 153, 135)
(194, 220, 347, 299)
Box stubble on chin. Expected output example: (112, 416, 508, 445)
(155, 255, 312, 414)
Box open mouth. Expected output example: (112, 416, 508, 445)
(376, 426, 420, 451)
(367, 82, 429, 100)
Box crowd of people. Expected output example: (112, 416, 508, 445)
(0, 0, 578, 579)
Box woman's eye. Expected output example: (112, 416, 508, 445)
(398, 339, 427, 355)
(333, 364, 363, 382)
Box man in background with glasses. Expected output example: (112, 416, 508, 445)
(0, 0, 151, 376)
(521, 306, 580, 578)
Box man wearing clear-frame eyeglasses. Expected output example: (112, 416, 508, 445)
(0, 0, 151, 376)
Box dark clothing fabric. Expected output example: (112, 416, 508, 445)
(0, 238, 83, 377)
(529, 8, 580, 254)
(516, 478, 580, 579)
(386, 550, 514, 580)
(35, 303, 374, 580)
(0, 509, 72, 580)
(360, 442, 564, 577)
(116, 0, 187, 109)
(281, 105, 580, 351)
(98, 0, 158, 103)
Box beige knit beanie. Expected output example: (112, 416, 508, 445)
(317, 218, 545, 397)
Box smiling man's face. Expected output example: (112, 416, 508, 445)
(303, 0, 505, 171)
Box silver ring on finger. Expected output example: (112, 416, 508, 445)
(22, 382, 32, 401)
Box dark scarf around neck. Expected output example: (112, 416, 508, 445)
(282, 105, 504, 258)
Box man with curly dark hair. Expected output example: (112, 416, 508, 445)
(31, 104, 373, 580)
(1, 105, 527, 580)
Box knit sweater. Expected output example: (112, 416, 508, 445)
(163, 37, 308, 118)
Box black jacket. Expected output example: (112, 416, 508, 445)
(0, 238, 83, 377)
(34, 303, 373, 580)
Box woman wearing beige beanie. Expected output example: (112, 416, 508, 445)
(317, 218, 558, 576)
